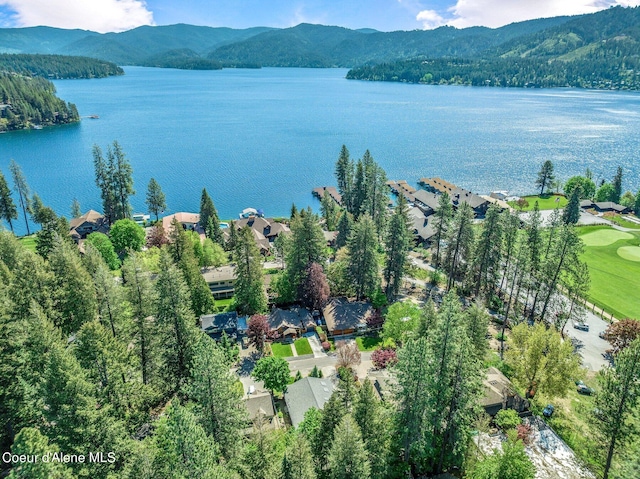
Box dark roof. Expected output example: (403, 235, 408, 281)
(268, 307, 314, 331)
(244, 391, 275, 420)
(322, 298, 372, 333)
(408, 207, 436, 241)
(451, 187, 489, 210)
(413, 190, 440, 212)
(580, 200, 594, 208)
(285, 377, 336, 427)
(200, 312, 238, 333)
(594, 201, 628, 212)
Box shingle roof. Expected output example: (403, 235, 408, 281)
(413, 190, 440, 212)
(69, 210, 104, 229)
(200, 312, 238, 333)
(285, 377, 336, 427)
(244, 392, 275, 420)
(322, 298, 372, 333)
(268, 307, 314, 331)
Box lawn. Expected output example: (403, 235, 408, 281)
(578, 225, 640, 320)
(270, 342, 293, 358)
(18, 235, 37, 252)
(605, 214, 640, 230)
(508, 194, 567, 211)
(293, 337, 313, 355)
(356, 335, 383, 352)
(215, 297, 234, 312)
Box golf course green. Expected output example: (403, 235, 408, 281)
(578, 226, 640, 320)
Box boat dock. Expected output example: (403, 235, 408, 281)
(312, 186, 342, 206)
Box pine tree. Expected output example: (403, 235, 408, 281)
(328, 414, 371, 479)
(122, 252, 157, 385)
(470, 204, 503, 298)
(281, 433, 317, 479)
(354, 379, 391, 479)
(384, 194, 411, 301)
(93, 141, 134, 224)
(184, 335, 246, 459)
(155, 252, 200, 393)
(70, 198, 81, 219)
(0, 170, 18, 232)
(432, 191, 453, 268)
(233, 226, 267, 314)
(8, 427, 74, 479)
(335, 210, 353, 249)
(335, 145, 354, 212)
(9, 160, 31, 235)
(535, 160, 555, 196)
(145, 178, 166, 222)
(611, 166, 623, 204)
(347, 214, 379, 300)
(321, 190, 340, 231)
(443, 202, 474, 291)
(562, 187, 581, 224)
(200, 188, 223, 243)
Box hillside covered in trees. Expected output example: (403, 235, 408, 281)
(0, 53, 123, 79)
(0, 73, 79, 131)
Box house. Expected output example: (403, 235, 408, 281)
(224, 217, 290, 255)
(69, 210, 108, 241)
(481, 367, 528, 416)
(412, 190, 440, 216)
(243, 388, 279, 431)
(200, 311, 238, 339)
(322, 298, 373, 337)
(202, 266, 235, 300)
(323, 230, 338, 247)
(162, 212, 203, 236)
(418, 177, 490, 217)
(592, 201, 629, 214)
(268, 307, 315, 338)
(284, 377, 336, 427)
(408, 206, 436, 245)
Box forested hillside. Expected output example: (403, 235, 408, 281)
(0, 53, 123, 79)
(0, 73, 79, 131)
(348, 6, 640, 90)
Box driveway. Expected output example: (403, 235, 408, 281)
(563, 311, 611, 371)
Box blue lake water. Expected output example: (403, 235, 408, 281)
(1, 66, 640, 235)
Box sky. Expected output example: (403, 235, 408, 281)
(0, 0, 639, 33)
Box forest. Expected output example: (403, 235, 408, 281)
(0, 54, 123, 79)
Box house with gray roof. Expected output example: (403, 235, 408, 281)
(322, 298, 372, 337)
(268, 307, 315, 338)
(200, 311, 238, 339)
(285, 377, 336, 427)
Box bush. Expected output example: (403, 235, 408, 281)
(371, 348, 398, 369)
(516, 423, 533, 444)
(321, 341, 331, 351)
(494, 409, 521, 431)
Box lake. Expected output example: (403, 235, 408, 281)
(1, 67, 639, 234)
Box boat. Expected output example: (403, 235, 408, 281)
(239, 208, 264, 219)
(88, 115, 99, 119)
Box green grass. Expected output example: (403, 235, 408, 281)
(18, 235, 37, 252)
(270, 342, 293, 358)
(606, 215, 640, 230)
(356, 336, 383, 352)
(293, 337, 313, 355)
(578, 225, 640, 320)
(508, 194, 567, 211)
(406, 265, 429, 281)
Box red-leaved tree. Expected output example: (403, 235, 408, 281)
(371, 348, 398, 369)
(604, 319, 640, 355)
(366, 310, 385, 331)
(299, 262, 330, 311)
(247, 314, 278, 354)
(146, 223, 168, 248)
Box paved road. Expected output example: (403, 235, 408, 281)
(562, 311, 611, 372)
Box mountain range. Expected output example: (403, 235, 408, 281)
(0, 6, 638, 75)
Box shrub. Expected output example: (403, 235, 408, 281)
(516, 423, 533, 445)
(371, 348, 398, 369)
(494, 408, 521, 431)
(321, 341, 331, 351)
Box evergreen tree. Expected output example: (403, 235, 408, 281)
(321, 190, 340, 231)
(200, 188, 223, 243)
(347, 214, 379, 300)
(328, 415, 371, 479)
(384, 194, 411, 301)
(432, 191, 453, 268)
(9, 160, 31, 235)
(233, 226, 267, 314)
(470, 204, 503, 298)
(635, 188, 640, 216)
(8, 427, 74, 479)
(48, 237, 98, 334)
(145, 178, 166, 222)
(184, 335, 246, 459)
(443, 202, 474, 291)
(470, 434, 535, 479)
(0, 170, 18, 232)
(335, 145, 353, 212)
(335, 210, 353, 249)
(70, 198, 81, 219)
(290, 203, 298, 219)
(122, 252, 157, 385)
(352, 160, 366, 218)
(93, 141, 135, 225)
(155, 252, 200, 393)
(592, 338, 640, 479)
(535, 160, 555, 195)
(33, 205, 70, 259)
(611, 166, 623, 204)
(281, 433, 317, 479)
(563, 187, 581, 224)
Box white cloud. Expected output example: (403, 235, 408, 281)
(0, 0, 154, 32)
(416, 9, 446, 29)
(446, 0, 640, 29)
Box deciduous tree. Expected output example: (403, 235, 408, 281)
(110, 218, 145, 255)
(603, 319, 640, 356)
(252, 355, 290, 394)
(299, 262, 330, 311)
(85, 232, 120, 270)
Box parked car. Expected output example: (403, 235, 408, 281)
(543, 404, 555, 418)
(574, 322, 589, 331)
(598, 331, 606, 339)
(577, 384, 595, 395)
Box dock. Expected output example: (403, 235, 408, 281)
(418, 177, 457, 194)
(312, 186, 342, 206)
